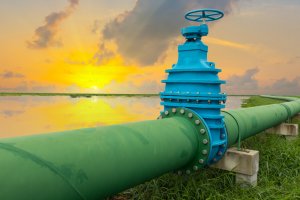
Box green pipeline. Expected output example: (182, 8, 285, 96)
(260, 95, 299, 102)
(0, 117, 199, 200)
(223, 99, 300, 146)
(0, 98, 299, 199)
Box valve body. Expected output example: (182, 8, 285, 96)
(160, 23, 227, 165)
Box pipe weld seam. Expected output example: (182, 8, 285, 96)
(222, 110, 240, 145)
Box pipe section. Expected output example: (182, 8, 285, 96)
(223, 99, 300, 146)
(0, 117, 199, 200)
(260, 95, 299, 102)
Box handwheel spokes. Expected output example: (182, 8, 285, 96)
(206, 13, 222, 17)
(185, 9, 224, 23)
(206, 16, 216, 21)
(187, 13, 203, 17)
(195, 16, 203, 21)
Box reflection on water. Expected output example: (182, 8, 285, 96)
(0, 96, 248, 138)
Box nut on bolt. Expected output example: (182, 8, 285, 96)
(193, 166, 198, 171)
(200, 129, 206, 134)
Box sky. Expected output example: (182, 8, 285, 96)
(0, 0, 300, 95)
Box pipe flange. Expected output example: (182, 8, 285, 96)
(158, 107, 211, 174)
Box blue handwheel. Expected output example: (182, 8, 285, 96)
(185, 9, 224, 23)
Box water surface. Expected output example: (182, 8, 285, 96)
(0, 96, 248, 138)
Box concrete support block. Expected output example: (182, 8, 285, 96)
(211, 147, 259, 186)
(265, 123, 298, 138)
(236, 173, 258, 187)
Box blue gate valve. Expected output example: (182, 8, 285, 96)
(160, 9, 228, 167)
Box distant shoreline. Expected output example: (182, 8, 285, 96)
(0, 92, 158, 97)
(0, 92, 254, 97)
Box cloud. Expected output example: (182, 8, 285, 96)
(102, 80, 163, 94)
(0, 81, 28, 92)
(93, 42, 115, 64)
(223, 68, 300, 95)
(224, 68, 259, 94)
(0, 81, 56, 93)
(32, 85, 57, 92)
(64, 58, 87, 66)
(265, 77, 300, 95)
(0, 71, 24, 79)
(27, 0, 79, 49)
(0, 110, 24, 118)
(286, 56, 300, 65)
(98, 0, 238, 66)
(91, 20, 103, 34)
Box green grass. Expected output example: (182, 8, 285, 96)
(111, 96, 300, 200)
(241, 96, 286, 107)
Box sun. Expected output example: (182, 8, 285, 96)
(91, 85, 99, 90)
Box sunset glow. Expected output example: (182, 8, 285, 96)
(0, 0, 299, 94)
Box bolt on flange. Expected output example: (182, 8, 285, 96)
(160, 107, 211, 175)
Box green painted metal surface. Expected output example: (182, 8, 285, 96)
(159, 108, 212, 172)
(223, 99, 300, 146)
(260, 95, 299, 102)
(0, 117, 199, 200)
(282, 100, 300, 117)
(0, 97, 299, 199)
